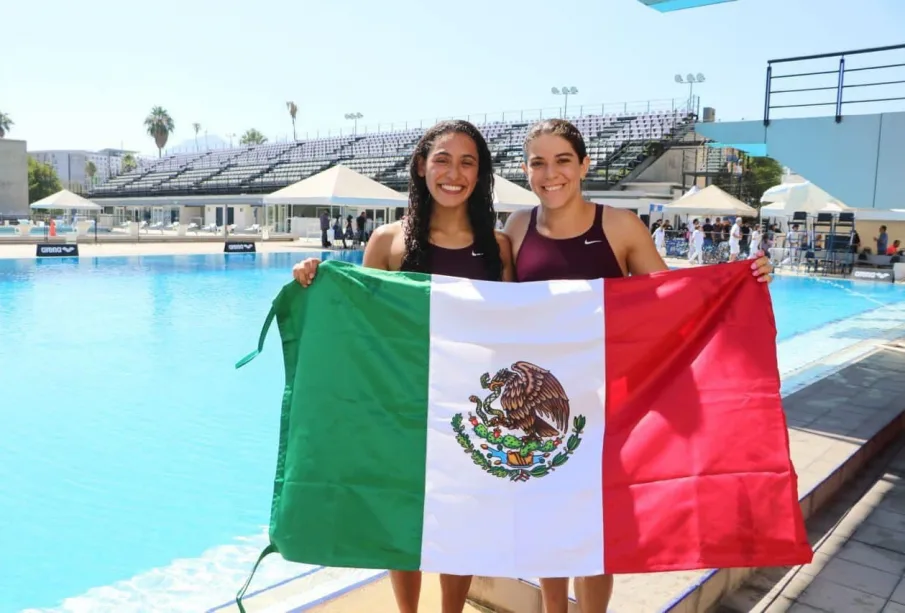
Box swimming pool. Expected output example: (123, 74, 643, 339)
(2, 253, 905, 613)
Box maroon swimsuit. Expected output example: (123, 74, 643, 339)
(402, 244, 496, 281)
(515, 205, 624, 282)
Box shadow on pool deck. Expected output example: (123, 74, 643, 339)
(718, 436, 905, 612)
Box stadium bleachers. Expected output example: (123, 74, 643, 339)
(90, 109, 694, 198)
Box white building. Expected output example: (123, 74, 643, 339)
(28, 148, 130, 193)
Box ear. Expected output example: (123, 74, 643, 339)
(580, 155, 591, 180)
(417, 156, 426, 178)
(520, 161, 528, 177)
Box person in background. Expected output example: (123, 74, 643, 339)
(887, 239, 901, 255)
(875, 225, 889, 255)
(689, 219, 704, 265)
(784, 223, 801, 265)
(728, 217, 742, 262)
(740, 220, 751, 256)
(320, 209, 331, 248)
(702, 217, 714, 250)
(653, 221, 667, 258)
(749, 224, 762, 259)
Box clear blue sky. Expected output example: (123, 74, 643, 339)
(3, 0, 903, 155)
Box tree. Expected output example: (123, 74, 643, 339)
(240, 129, 267, 145)
(85, 161, 97, 185)
(0, 112, 12, 138)
(144, 106, 175, 158)
(712, 152, 783, 208)
(743, 156, 784, 206)
(192, 122, 201, 151)
(28, 156, 62, 203)
(286, 101, 298, 141)
(122, 153, 137, 173)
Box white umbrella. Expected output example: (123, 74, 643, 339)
(665, 185, 757, 216)
(30, 189, 102, 211)
(759, 181, 846, 214)
(492, 174, 539, 212)
(263, 164, 407, 207)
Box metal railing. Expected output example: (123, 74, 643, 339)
(764, 43, 905, 125)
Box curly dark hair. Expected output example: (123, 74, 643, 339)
(401, 120, 502, 280)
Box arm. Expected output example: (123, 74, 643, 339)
(495, 231, 515, 282)
(616, 209, 670, 276)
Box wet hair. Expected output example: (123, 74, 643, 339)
(523, 118, 588, 160)
(402, 120, 501, 280)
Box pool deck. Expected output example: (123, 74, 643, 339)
(719, 434, 905, 613)
(216, 337, 905, 613)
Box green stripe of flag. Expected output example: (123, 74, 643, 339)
(269, 264, 431, 570)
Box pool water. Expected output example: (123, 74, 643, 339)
(1, 253, 904, 612)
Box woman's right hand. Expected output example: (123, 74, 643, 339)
(292, 258, 321, 287)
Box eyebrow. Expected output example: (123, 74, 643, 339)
(432, 150, 477, 160)
(529, 151, 575, 161)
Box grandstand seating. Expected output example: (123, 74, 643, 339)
(90, 109, 694, 198)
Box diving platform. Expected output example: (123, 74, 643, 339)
(695, 44, 905, 210)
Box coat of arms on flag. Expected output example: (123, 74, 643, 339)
(455, 362, 585, 482)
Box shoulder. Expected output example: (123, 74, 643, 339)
(368, 221, 405, 253)
(372, 220, 404, 240)
(504, 208, 533, 233)
(602, 205, 647, 235)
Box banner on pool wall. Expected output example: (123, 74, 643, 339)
(36, 244, 79, 258)
(852, 268, 893, 283)
(224, 241, 256, 253)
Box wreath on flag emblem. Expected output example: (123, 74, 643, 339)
(450, 361, 585, 482)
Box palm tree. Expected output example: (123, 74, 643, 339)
(0, 112, 12, 138)
(239, 129, 268, 146)
(144, 106, 175, 158)
(192, 122, 201, 151)
(122, 153, 137, 173)
(85, 161, 97, 185)
(286, 101, 298, 141)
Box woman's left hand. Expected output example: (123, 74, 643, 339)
(751, 251, 773, 283)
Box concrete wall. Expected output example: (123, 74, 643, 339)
(694, 111, 905, 210)
(0, 139, 29, 216)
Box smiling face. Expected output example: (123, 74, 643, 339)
(523, 133, 590, 211)
(417, 132, 479, 210)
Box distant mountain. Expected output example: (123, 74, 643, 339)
(165, 134, 235, 154)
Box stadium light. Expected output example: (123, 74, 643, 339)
(345, 112, 364, 134)
(551, 86, 578, 118)
(674, 73, 705, 115)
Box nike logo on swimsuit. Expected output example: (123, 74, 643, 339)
(472, 252, 483, 257)
(584, 240, 601, 245)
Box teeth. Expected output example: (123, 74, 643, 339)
(543, 185, 564, 192)
(440, 185, 463, 192)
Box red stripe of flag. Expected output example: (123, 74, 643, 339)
(602, 261, 812, 573)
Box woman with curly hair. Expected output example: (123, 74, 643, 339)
(292, 119, 513, 613)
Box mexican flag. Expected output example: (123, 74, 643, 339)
(236, 260, 811, 594)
